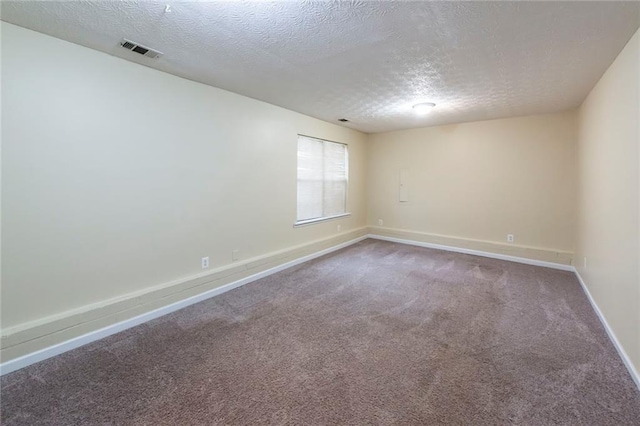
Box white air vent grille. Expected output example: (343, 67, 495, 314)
(120, 39, 163, 59)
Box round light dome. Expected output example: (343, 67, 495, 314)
(412, 102, 436, 115)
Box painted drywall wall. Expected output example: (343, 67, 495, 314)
(575, 29, 640, 372)
(1, 23, 367, 338)
(366, 112, 577, 262)
(3, 18, 638, 377)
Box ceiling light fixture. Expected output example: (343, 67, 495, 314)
(412, 102, 436, 115)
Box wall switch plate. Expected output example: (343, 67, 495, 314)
(378, 219, 384, 226)
(232, 250, 239, 262)
(507, 234, 514, 243)
(201, 257, 209, 269)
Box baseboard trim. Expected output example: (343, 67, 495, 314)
(573, 270, 640, 391)
(4, 234, 638, 393)
(368, 232, 639, 390)
(0, 235, 368, 376)
(367, 233, 574, 271)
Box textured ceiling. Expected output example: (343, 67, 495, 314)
(2, 1, 639, 133)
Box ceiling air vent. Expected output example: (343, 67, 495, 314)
(119, 39, 163, 59)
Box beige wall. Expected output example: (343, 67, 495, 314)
(3, 20, 639, 377)
(367, 112, 577, 261)
(575, 29, 639, 372)
(1, 23, 367, 338)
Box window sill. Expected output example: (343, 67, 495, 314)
(294, 213, 351, 228)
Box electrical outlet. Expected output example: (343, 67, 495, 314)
(337, 224, 341, 232)
(232, 250, 239, 262)
(378, 219, 384, 226)
(507, 234, 514, 243)
(201, 256, 209, 269)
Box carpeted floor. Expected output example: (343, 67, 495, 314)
(2, 239, 640, 425)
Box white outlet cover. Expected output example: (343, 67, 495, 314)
(378, 219, 384, 226)
(201, 256, 209, 269)
(507, 234, 514, 243)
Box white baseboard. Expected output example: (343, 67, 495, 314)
(573, 270, 640, 390)
(4, 234, 638, 394)
(368, 232, 639, 391)
(367, 234, 574, 271)
(0, 235, 367, 376)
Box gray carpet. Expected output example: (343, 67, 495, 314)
(2, 239, 640, 425)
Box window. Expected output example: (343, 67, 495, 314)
(296, 135, 349, 225)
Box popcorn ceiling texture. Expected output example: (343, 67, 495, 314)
(1, 1, 639, 133)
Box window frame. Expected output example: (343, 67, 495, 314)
(294, 134, 350, 227)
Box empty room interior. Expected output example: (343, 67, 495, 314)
(1, 1, 640, 424)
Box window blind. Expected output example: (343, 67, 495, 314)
(296, 135, 348, 223)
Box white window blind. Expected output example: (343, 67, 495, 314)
(296, 135, 348, 223)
